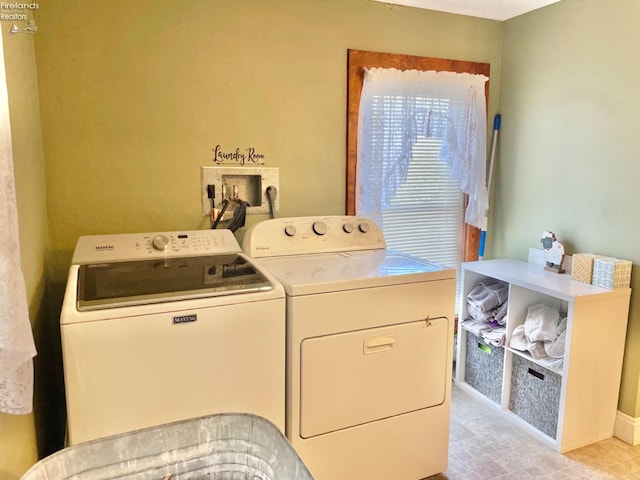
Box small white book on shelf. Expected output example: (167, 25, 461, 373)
(529, 248, 572, 274)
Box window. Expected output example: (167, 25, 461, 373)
(346, 50, 490, 271)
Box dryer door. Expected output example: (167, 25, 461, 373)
(299, 317, 449, 438)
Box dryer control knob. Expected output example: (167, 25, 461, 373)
(284, 225, 297, 237)
(152, 234, 170, 251)
(358, 223, 370, 233)
(312, 221, 327, 236)
(343, 223, 354, 233)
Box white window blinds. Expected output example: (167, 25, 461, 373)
(381, 135, 463, 269)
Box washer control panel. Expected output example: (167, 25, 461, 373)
(72, 229, 240, 264)
(243, 216, 386, 258)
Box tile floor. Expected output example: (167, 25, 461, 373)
(430, 384, 640, 479)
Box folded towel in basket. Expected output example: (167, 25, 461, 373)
(483, 327, 506, 347)
(461, 318, 492, 337)
(467, 281, 508, 312)
(466, 302, 496, 323)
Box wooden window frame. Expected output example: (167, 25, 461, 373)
(346, 49, 490, 262)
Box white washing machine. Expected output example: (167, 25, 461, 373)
(243, 216, 456, 480)
(60, 229, 285, 445)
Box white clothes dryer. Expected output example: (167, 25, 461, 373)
(243, 216, 456, 480)
(60, 229, 285, 445)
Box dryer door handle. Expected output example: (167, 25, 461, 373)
(364, 335, 397, 354)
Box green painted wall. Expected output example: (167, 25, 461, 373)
(0, 26, 47, 480)
(34, 0, 502, 276)
(499, 0, 640, 416)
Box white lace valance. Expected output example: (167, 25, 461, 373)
(356, 67, 489, 229)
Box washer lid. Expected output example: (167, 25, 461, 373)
(77, 253, 273, 311)
(255, 249, 455, 296)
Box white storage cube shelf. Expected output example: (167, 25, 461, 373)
(455, 259, 631, 453)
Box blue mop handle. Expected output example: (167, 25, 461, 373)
(479, 230, 487, 258)
(478, 113, 501, 260)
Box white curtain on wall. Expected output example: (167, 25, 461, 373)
(356, 67, 489, 228)
(0, 32, 37, 415)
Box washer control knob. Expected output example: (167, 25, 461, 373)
(343, 223, 354, 233)
(312, 221, 327, 236)
(284, 225, 297, 237)
(358, 223, 370, 233)
(152, 234, 170, 251)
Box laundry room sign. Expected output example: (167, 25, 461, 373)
(212, 144, 266, 166)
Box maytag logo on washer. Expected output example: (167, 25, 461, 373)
(173, 314, 197, 325)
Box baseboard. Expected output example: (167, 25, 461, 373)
(614, 410, 640, 446)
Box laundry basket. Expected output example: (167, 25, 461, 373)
(21, 413, 314, 480)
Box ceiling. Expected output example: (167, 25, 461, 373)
(372, 0, 562, 21)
